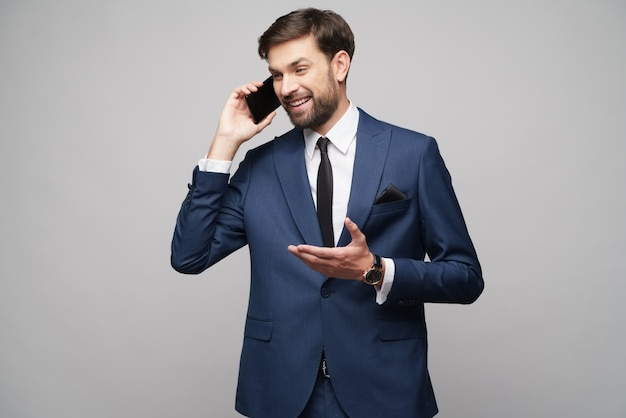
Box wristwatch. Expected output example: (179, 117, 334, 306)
(363, 253, 383, 286)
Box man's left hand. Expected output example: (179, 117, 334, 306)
(287, 217, 375, 281)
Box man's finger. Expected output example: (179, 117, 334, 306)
(288, 244, 334, 259)
(345, 217, 365, 241)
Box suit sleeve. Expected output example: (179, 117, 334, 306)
(170, 158, 251, 275)
(387, 138, 484, 304)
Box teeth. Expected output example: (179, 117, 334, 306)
(289, 97, 310, 107)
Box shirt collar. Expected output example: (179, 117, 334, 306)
(304, 101, 359, 158)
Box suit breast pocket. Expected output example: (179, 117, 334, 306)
(365, 198, 415, 239)
(370, 197, 411, 216)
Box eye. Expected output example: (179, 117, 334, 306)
(295, 66, 308, 74)
(271, 73, 283, 81)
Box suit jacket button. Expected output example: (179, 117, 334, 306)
(320, 287, 331, 298)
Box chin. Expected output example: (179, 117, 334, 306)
(287, 113, 310, 129)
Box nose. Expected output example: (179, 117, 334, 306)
(279, 75, 298, 98)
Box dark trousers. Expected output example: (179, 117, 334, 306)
(298, 372, 350, 418)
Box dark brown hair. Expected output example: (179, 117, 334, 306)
(258, 8, 355, 62)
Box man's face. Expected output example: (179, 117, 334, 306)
(267, 35, 341, 131)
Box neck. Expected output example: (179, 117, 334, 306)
(313, 96, 351, 136)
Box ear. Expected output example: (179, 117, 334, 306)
(332, 50, 351, 83)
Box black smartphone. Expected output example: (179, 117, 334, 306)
(245, 76, 281, 124)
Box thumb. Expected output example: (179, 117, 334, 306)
(345, 217, 364, 240)
(255, 111, 276, 132)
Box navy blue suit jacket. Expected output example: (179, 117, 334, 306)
(171, 109, 483, 417)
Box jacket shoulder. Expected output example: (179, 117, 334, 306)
(244, 128, 303, 159)
(357, 108, 436, 146)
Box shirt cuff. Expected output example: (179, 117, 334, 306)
(198, 157, 232, 174)
(375, 258, 395, 305)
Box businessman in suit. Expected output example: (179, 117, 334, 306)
(171, 8, 483, 418)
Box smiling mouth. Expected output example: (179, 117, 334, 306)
(287, 97, 311, 108)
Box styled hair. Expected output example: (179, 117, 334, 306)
(258, 8, 355, 62)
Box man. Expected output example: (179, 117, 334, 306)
(171, 8, 483, 418)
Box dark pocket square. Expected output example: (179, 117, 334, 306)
(374, 183, 407, 204)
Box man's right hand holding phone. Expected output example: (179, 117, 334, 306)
(207, 81, 277, 161)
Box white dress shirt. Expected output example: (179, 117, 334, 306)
(198, 102, 394, 304)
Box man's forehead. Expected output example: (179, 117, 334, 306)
(266, 36, 322, 67)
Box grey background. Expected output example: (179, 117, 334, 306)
(1, 0, 624, 417)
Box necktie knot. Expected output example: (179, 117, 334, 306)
(317, 136, 330, 153)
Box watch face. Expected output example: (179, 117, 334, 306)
(365, 269, 382, 284)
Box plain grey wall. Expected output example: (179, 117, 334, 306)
(1, 0, 624, 417)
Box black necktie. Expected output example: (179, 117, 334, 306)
(316, 137, 334, 247)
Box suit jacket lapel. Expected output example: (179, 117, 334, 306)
(274, 130, 325, 246)
(338, 110, 390, 247)
(273, 111, 390, 248)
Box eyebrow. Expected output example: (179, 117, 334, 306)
(268, 57, 311, 73)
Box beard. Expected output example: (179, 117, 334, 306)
(284, 74, 339, 130)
